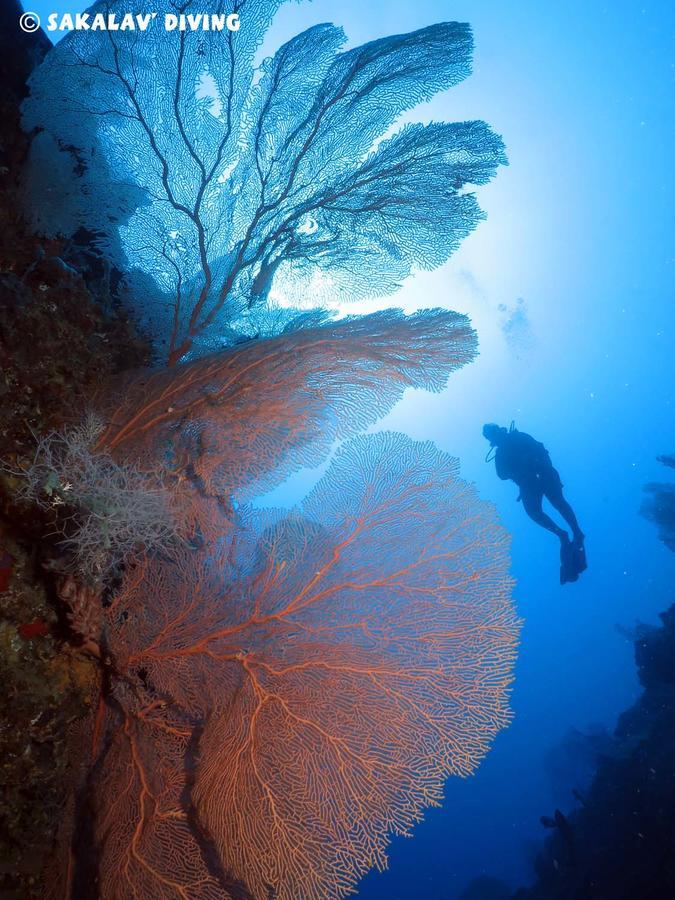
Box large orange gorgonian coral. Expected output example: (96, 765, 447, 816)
(95, 308, 476, 504)
(84, 432, 518, 900)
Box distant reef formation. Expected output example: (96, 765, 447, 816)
(641, 454, 675, 553)
(507, 602, 675, 900)
(505, 464, 675, 900)
(459, 464, 675, 900)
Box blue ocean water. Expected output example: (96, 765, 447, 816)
(31, 1, 675, 896)
(263, 5, 675, 893)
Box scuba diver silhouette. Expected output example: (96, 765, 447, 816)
(483, 422, 586, 584)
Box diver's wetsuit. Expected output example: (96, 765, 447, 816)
(494, 430, 582, 542)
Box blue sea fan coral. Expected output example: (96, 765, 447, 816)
(22, 0, 506, 362)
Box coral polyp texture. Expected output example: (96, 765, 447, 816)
(90, 432, 518, 900)
(22, 0, 506, 363)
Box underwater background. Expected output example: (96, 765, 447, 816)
(11, 0, 675, 897)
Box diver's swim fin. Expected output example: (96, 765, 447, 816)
(573, 538, 587, 576)
(560, 537, 587, 585)
(560, 538, 577, 584)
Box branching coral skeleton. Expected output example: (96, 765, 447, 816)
(6, 414, 180, 582)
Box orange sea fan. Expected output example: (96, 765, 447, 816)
(92, 432, 519, 899)
(95, 308, 477, 508)
(89, 703, 236, 900)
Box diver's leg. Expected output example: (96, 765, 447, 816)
(521, 488, 568, 541)
(545, 478, 584, 542)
